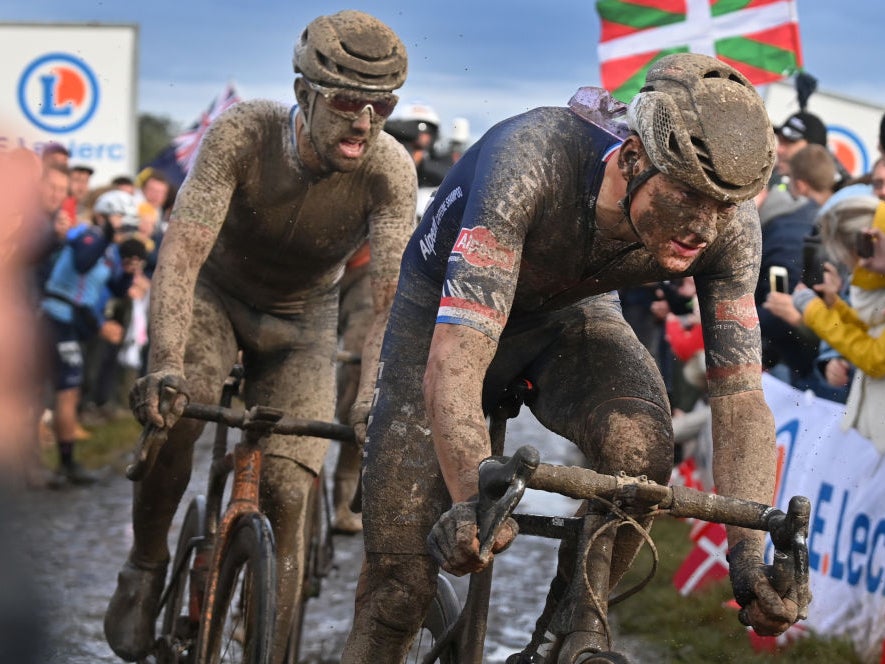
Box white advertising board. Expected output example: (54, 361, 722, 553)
(763, 373, 885, 662)
(765, 80, 885, 178)
(0, 22, 138, 186)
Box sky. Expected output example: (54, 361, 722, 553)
(3, 1, 884, 145)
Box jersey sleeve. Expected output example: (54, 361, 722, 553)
(693, 201, 766, 396)
(367, 136, 419, 290)
(434, 126, 548, 341)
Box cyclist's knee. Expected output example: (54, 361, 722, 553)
(260, 456, 313, 523)
(583, 396, 672, 484)
(357, 553, 438, 634)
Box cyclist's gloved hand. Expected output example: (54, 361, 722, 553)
(349, 400, 371, 448)
(426, 500, 518, 576)
(728, 539, 799, 636)
(130, 370, 190, 429)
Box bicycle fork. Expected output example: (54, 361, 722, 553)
(195, 439, 265, 662)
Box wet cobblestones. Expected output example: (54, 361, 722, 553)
(18, 413, 653, 663)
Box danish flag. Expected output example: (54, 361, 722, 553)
(673, 521, 729, 595)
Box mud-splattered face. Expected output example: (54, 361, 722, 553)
(631, 172, 737, 273)
(301, 84, 389, 173)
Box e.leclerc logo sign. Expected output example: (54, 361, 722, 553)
(17, 52, 100, 134)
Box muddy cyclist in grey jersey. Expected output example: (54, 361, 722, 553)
(341, 54, 804, 663)
(103, 11, 416, 663)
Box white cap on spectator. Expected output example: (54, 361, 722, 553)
(94, 189, 139, 231)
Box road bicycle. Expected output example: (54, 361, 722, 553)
(126, 364, 459, 664)
(418, 382, 812, 664)
(125, 363, 354, 664)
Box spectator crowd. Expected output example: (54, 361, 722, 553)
(11, 141, 173, 488)
(10, 101, 885, 493)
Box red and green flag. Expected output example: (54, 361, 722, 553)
(597, 0, 803, 101)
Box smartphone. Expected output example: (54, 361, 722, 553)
(802, 235, 825, 286)
(856, 230, 875, 259)
(769, 265, 789, 294)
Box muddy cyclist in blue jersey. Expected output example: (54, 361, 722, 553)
(341, 54, 805, 662)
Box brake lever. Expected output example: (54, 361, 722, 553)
(126, 385, 180, 482)
(765, 495, 812, 619)
(126, 423, 169, 482)
(476, 445, 540, 559)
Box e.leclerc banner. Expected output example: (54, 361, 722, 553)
(763, 372, 885, 663)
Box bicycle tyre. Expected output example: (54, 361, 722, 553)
(157, 496, 208, 664)
(196, 513, 276, 664)
(408, 573, 461, 663)
(282, 469, 325, 663)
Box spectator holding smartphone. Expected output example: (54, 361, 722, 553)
(754, 145, 837, 393)
(766, 194, 885, 452)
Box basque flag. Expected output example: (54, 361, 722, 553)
(596, 0, 803, 101)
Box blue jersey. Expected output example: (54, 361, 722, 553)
(401, 106, 623, 340)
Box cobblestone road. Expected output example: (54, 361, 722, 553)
(18, 411, 657, 663)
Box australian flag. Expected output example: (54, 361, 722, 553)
(143, 83, 241, 188)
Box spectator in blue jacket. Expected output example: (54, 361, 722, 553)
(40, 190, 142, 486)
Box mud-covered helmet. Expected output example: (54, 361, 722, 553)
(626, 53, 775, 203)
(293, 10, 407, 92)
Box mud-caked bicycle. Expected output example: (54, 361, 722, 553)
(125, 363, 354, 664)
(126, 364, 458, 664)
(419, 383, 812, 664)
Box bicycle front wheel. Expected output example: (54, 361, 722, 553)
(408, 573, 461, 663)
(157, 496, 207, 664)
(196, 513, 276, 664)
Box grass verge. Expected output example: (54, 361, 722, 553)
(610, 517, 862, 663)
(42, 415, 142, 472)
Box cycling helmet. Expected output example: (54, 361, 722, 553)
(385, 101, 441, 142)
(395, 101, 441, 130)
(626, 53, 775, 203)
(293, 10, 407, 92)
(94, 189, 139, 230)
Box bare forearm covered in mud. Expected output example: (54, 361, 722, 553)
(147, 223, 218, 372)
(423, 324, 498, 503)
(710, 389, 776, 550)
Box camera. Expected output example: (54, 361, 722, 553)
(802, 233, 825, 287)
(856, 230, 875, 259)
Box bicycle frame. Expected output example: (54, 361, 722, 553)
(130, 375, 355, 663)
(195, 408, 276, 663)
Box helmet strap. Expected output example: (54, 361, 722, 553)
(298, 88, 333, 173)
(618, 165, 659, 237)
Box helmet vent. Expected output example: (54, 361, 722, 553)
(340, 41, 394, 63)
(692, 137, 740, 191)
(701, 69, 746, 85)
(652, 103, 676, 153)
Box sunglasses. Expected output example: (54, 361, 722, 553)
(305, 80, 398, 119)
